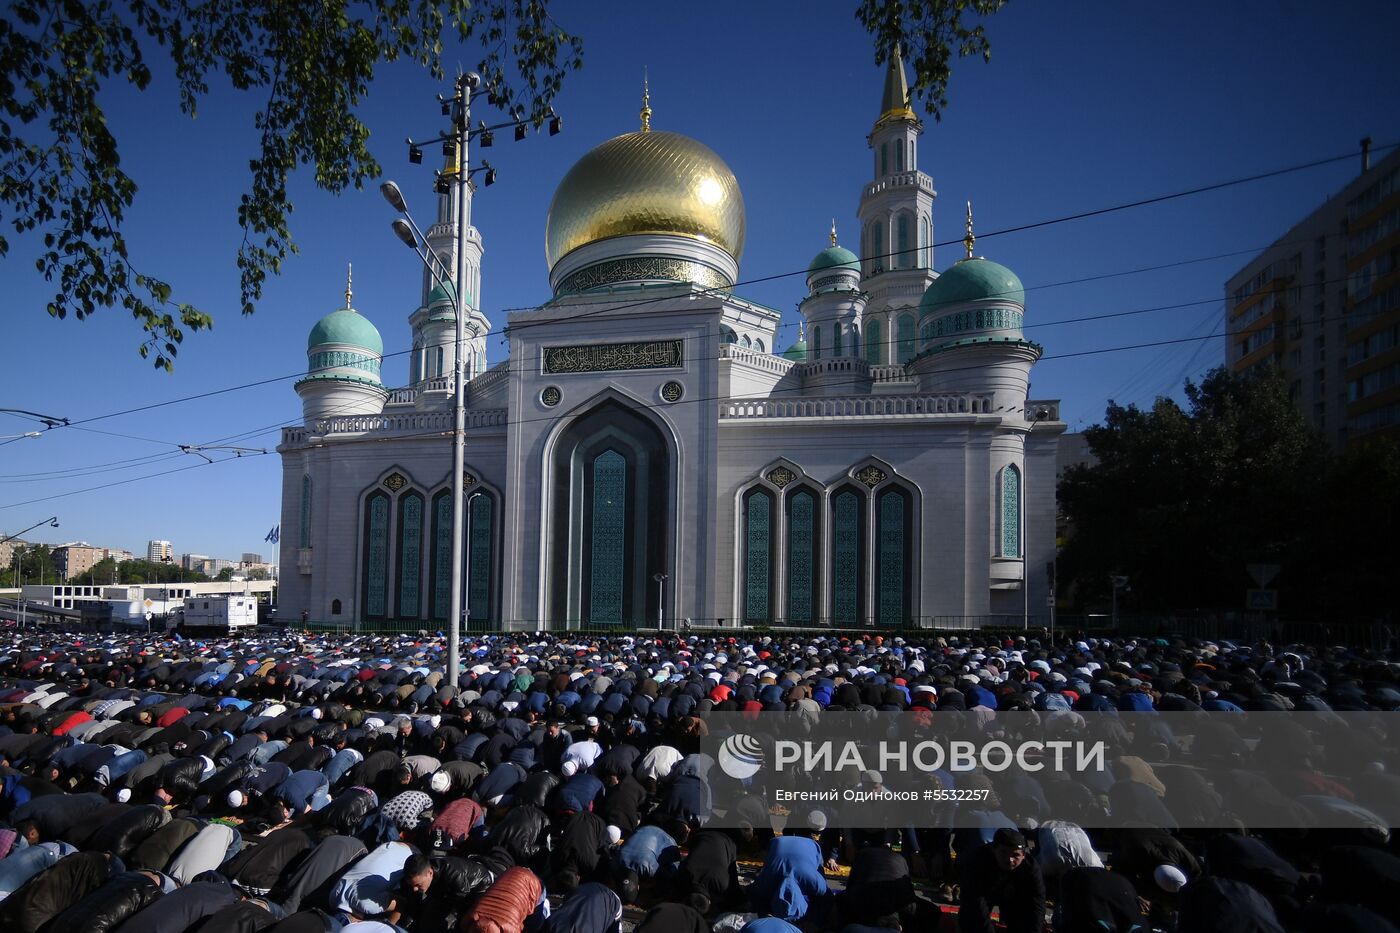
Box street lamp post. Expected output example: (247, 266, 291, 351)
(653, 572, 668, 631)
(3, 517, 58, 630)
(385, 76, 557, 693)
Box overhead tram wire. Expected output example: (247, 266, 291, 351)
(6, 294, 1356, 513)
(43, 141, 1392, 433)
(19, 264, 1355, 492)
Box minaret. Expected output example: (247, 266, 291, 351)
(856, 44, 938, 367)
(410, 145, 491, 388)
(799, 222, 868, 395)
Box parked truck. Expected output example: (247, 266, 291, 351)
(180, 594, 258, 632)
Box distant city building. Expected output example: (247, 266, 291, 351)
(147, 539, 173, 562)
(1226, 145, 1400, 449)
(182, 553, 209, 572)
(0, 540, 25, 571)
(51, 543, 105, 581)
(241, 552, 263, 565)
(1056, 432, 1097, 479)
(105, 548, 134, 564)
(205, 558, 236, 576)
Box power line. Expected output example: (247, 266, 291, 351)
(42, 141, 1390, 433)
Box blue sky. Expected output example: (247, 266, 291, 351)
(3, 0, 1397, 560)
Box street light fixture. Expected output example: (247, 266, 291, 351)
(392, 77, 561, 689)
(653, 572, 668, 631)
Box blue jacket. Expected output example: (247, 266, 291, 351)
(749, 835, 828, 921)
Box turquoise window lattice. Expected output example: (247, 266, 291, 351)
(1001, 464, 1021, 557)
(787, 490, 816, 623)
(832, 490, 861, 623)
(364, 493, 389, 618)
(743, 489, 773, 622)
(589, 450, 626, 623)
(299, 475, 312, 548)
(877, 489, 906, 625)
(397, 492, 423, 618)
(897, 314, 915, 364)
(866, 319, 883, 364)
(309, 350, 380, 376)
(468, 494, 493, 623)
(431, 492, 452, 620)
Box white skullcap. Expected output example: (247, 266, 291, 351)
(561, 760, 578, 777)
(586, 716, 600, 728)
(228, 789, 245, 808)
(116, 787, 132, 803)
(429, 715, 442, 729)
(807, 810, 827, 833)
(310, 707, 323, 720)
(1154, 864, 1188, 892)
(606, 825, 623, 845)
(487, 794, 505, 806)
(429, 771, 452, 794)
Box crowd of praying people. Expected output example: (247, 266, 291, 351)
(0, 628, 1395, 933)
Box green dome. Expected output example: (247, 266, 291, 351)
(306, 308, 383, 355)
(808, 245, 861, 274)
(919, 258, 1024, 317)
(427, 280, 473, 307)
(783, 338, 808, 362)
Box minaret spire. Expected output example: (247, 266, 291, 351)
(640, 68, 652, 133)
(878, 43, 914, 123)
(830, 219, 838, 247)
(345, 263, 353, 309)
(963, 201, 976, 260)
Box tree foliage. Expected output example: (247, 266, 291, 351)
(1, 0, 582, 369)
(1058, 367, 1399, 620)
(856, 0, 1008, 121)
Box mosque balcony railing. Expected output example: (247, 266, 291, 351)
(863, 170, 932, 199)
(282, 408, 508, 443)
(719, 392, 996, 420)
(469, 363, 510, 394)
(869, 364, 914, 383)
(719, 343, 796, 375)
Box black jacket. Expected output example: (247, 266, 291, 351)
(49, 870, 163, 933)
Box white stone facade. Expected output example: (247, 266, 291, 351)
(277, 57, 1065, 631)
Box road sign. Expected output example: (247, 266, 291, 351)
(1246, 589, 1279, 611)
(1247, 563, 1280, 588)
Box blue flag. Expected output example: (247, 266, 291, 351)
(265, 525, 280, 543)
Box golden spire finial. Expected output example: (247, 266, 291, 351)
(830, 219, 838, 247)
(640, 68, 652, 133)
(345, 263, 353, 309)
(799, 320, 806, 341)
(963, 201, 976, 260)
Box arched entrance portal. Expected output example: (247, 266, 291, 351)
(548, 399, 672, 626)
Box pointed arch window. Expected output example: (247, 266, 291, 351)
(435, 347, 445, 377)
(589, 450, 627, 623)
(831, 486, 866, 625)
(895, 139, 905, 172)
(876, 486, 913, 625)
(812, 325, 822, 360)
(362, 492, 391, 620)
(897, 313, 916, 364)
(300, 475, 313, 549)
(467, 492, 494, 624)
(786, 487, 819, 624)
(866, 319, 884, 364)
(880, 142, 888, 176)
(396, 491, 424, 619)
(850, 325, 860, 357)
(331, 599, 342, 615)
(1001, 465, 1022, 557)
(755, 338, 766, 353)
(741, 334, 752, 348)
(429, 490, 453, 621)
(897, 214, 910, 270)
(873, 224, 885, 273)
(742, 487, 775, 623)
(722, 326, 738, 344)
(833, 323, 844, 357)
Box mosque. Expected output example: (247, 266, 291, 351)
(277, 49, 1066, 630)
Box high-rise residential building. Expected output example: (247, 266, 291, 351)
(241, 553, 263, 565)
(1226, 144, 1400, 449)
(182, 553, 208, 572)
(147, 540, 173, 562)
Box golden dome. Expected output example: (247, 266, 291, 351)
(545, 130, 746, 270)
